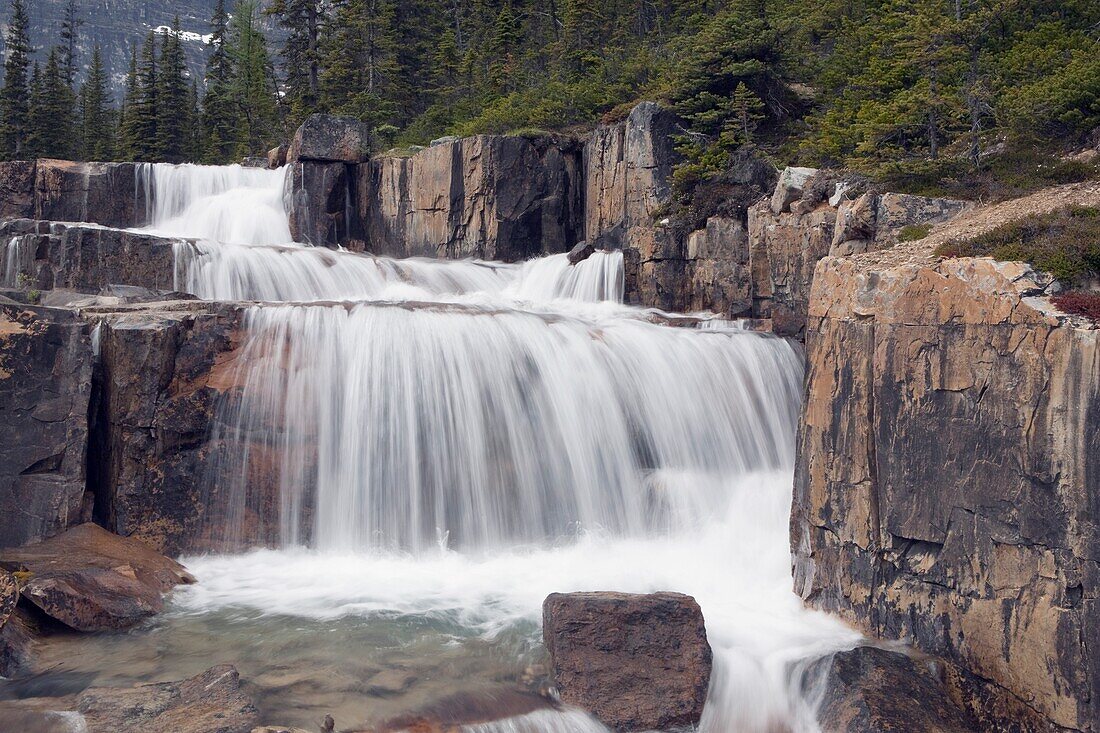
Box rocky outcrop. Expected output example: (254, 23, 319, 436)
(0, 523, 194, 632)
(360, 134, 583, 261)
(831, 192, 969, 256)
(90, 300, 246, 554)
(34, 159, 143, 228)
(793, 250, 1100, 730)
(811, 645, 977, 732)
(0, 161, 36, 219)
(584, 102, 677, 242)
(0, 301, 92, 547)
(77, 664, 260, 733)
(0, 220, 180, 292)
(542, 591, 712, 731)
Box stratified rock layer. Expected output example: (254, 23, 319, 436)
(543, 591, 711, 731)
(0, 301, 92, 547)
(793, 253, 1100, 731)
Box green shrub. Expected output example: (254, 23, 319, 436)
(898, 224, 932, 242)
(936, 206, 1100, 285)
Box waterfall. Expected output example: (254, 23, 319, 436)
(136, 163, 293, 245)
(127, 163, 858, 733)
(2, 235, 33, 288)
(207, 302, 803, 551)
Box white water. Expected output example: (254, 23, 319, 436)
(137, 163, 294, 245)
(136, 163, 857, 731)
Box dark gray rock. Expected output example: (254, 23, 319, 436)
(543, 591, 711, 732)
(0, 161, 36, 220)
(810, 646, 977, 733)
(34, 160, 143, 228)
(0, 301, 91, 548)
(289, 114, 372, 164)
(567, 240, 595, 264)
(285, 161, 357, 248)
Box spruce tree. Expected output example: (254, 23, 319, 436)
(126, 32, 160, 162)
(117, 47, 140, 160)
(157, 18, 189, 163)
(227, 0, 278, 157)
(186, 79, 205, 162)
(35, 48, 76, 159)
(24, 62, 43, 158)
(266, 0, 320, 126)
(59, 0, 84, 87)
(204, 0, 237, 163)
(0, 0, 32, 158)
(80, 45, 114, 161)
(319, 0, 399, 125)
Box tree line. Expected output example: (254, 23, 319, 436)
(0, 0, 278, 164)
(0, 0, 1096, 197)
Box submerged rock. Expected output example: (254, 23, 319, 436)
(0, 523, 194, 632)
(78, 664, 260, 733)
(542, 591, 711, 732)
(810, 646, 977, 732)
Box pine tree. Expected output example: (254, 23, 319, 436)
(266, 0, 320, 125)
(124, 32, 160, 162)
(80, 45, 114, 161)
(34, 48, 76, 159)
(0, 0, 32, 158)
(24, 62, 43, 158)
(59, 0, 84, 87)
(227, 0, 278, 157)
(186, 78, 206, 162)
(157, 18, 189, 162)
(116, 46, 140, 159)
(319, 0, 399, 125)
(204, 0, 237, 163)
(729, 82, 764, 142)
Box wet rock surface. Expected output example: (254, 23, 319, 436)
(811, 645, 977, 733)
(0, 160, 36, 219)
(34, 159, 143, 228)
(77, 664, 260, 733)
(543, 591, 711, 731)
(0, 523, 194, 632)
(0, 301, 92, 547)
(285, 160, 357, 248)
(793, 250, 1100, 731)
(89, 301, 247, 554)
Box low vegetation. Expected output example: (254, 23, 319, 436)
(936, 206, 1100, 284)
(1052, 291, 1100, 322)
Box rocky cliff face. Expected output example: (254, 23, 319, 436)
(0, 160, 146, 232)
(793, 210, 1100, 730)
(0, 301, 92, 547)
(360, 133, 583, 261)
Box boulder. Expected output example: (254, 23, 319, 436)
(543, 591, 711, 731)
(770, 166, 817, 214)
(794, 252, 1100, 730)
(810, 646, 977, 732)
(78, 664, 260, 733)
(567, 240, 596, 264)
(873, 193, 969, 243)
(0, 523, 194, 631)
(0, 301, 92, 547)
(0, 160, 36, 219)
(289, 114, 371, 164)
(267, 145, 288, 169)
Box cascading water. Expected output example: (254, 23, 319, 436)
(45, 163, 859, 731)
(137, 163, 294, 245)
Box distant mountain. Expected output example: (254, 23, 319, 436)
(2, 0, 280, 101)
